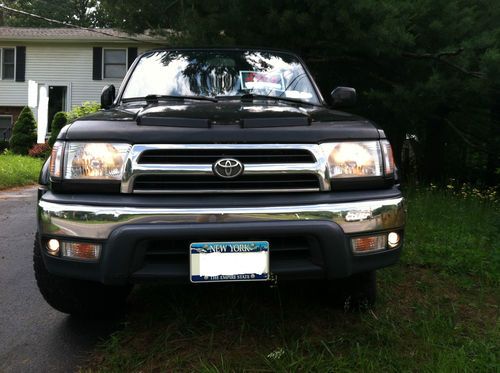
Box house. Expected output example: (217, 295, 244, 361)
(0, 27, 166, 143)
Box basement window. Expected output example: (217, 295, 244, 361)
(0, 115, 13, 140)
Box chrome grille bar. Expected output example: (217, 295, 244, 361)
(121, 144, 330, 193)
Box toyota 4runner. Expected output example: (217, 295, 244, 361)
(35, 48, 405, 316)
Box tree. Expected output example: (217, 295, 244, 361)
(10, 106, 37, 155)
(48, 111, 67, 147)
(1, 0, 107, 27)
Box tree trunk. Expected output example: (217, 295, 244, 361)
(487, 85, 500, 185)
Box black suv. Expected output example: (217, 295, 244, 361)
(35, 48, 405, 316)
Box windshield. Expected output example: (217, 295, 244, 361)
(121, 50, 321, 104)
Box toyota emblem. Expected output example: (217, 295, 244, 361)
(213, 158, 244, 178)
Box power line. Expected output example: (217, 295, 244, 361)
(0, 3, 166, 45)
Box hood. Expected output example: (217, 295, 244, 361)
(61, 101, 382, 143)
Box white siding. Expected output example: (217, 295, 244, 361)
(0, 79, 27, 106)
(0, 41, 151, 108)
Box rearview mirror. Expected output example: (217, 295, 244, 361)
(331, 86, 356, 108)
(101, 84, 116, 109)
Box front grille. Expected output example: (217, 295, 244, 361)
(138, 148, 316, 164)
(123, 144, 326, 194)
(132, 235, 324, 280)
(144, 239, 187, 262)
(143, 236, 314, 263)
(133, 173, 320, 193)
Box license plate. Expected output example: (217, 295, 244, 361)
(190, 241, 269, 283)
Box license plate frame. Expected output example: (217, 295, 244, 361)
(189, 241, 270, 283)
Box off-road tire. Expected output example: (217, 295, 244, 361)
(33, 234, 131, 318)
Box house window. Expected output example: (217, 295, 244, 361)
(0, 115, 13, 141)
(1, 48, 15, 80)
(103, 49, 126, 79)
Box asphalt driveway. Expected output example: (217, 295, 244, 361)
(0, 186, 117, 373)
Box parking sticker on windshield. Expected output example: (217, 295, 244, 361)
(240, 71, 285, 91)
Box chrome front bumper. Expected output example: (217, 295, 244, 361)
(39, 197, 405, 240)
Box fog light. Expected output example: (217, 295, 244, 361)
(61, 242, 101, 261)
(388, 232, 400, 248)
(46, 239, 60, 256)
(352, 235, 387, 253)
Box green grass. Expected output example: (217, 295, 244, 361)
(0, 154, 44, 190)
(82, 190, 499, 372)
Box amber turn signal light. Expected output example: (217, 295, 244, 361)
(61, 242, 101, 261)
(351, 235, 387, 253)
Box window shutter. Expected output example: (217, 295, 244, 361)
(92, 47, 102, 80)
(127, 47, 138, 69)
(15, 46, 26, 82)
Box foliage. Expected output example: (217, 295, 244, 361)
(48, 111, 68, 147)
(0, 0, 105, 27)
(9, 106, 37, 155)
(0, 154, 43, 189)
(429, 179, 498, 204)
(66, 101, 101, 122)
(83, 190, 499, 372)
(28, 142, 51, 159)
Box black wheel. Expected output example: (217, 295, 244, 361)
(33, 234, 132, 318)
(325, 271, 377, 310)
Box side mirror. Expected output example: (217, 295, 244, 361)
(101, 84, 116, 109)
(331, 86, 356, 108)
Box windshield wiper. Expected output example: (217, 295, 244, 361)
(217, 94, 319, 106)
(122, 94, 218, 104)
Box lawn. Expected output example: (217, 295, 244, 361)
(0, 155, 44, 190)
(83, 189, 499, 372)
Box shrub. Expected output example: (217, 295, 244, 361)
(28, 143, 51, 159)
(9, 106, 37, 155)
(48, 111, 68, 147)
(67, 101, 101, 122)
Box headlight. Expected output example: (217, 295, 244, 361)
(321, 141, 382, 178)
(63, 142, 131, 180)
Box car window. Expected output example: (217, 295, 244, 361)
(122, 50, 320, 104)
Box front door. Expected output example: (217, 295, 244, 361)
(47, 86, 67, 132)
